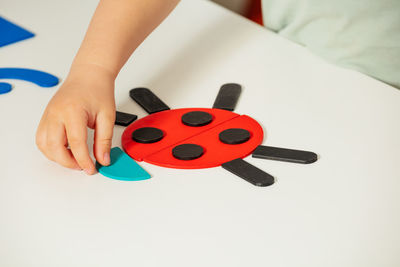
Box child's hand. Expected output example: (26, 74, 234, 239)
(36, 64, 116, 175)
(35, 0, 180, 174)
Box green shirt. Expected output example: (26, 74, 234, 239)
(262, 0, 400, 89)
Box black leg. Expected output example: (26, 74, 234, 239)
(222, 158, 274, 187)
(129, 87, 170, 114)
(252, 145, 318, 164)
(115, 111, 137, 126)
(212, 83, 242, 111)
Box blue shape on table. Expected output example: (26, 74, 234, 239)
(0, 68, 59, 91)
(96, 147, 151, 181)
(0, 82, 12, 94)
(0, 16, 34, 47)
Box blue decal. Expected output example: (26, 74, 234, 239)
(0, 68, 59, 94)
(0, 82, 12, 94)
(0, 16, 35, 47)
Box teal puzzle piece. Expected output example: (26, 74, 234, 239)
(96, 147, 151, 181)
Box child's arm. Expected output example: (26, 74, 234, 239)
(36, 0, 180, 175)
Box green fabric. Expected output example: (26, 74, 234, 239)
(262, 0, 400, 89)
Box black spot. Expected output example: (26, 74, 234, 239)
(132, 127, 164, 143)
(172, 144, 204, 160)
(181, 111, 213, 127)
(219, 128, 250, 144)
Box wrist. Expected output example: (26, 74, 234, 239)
(68, 62, 118, 82)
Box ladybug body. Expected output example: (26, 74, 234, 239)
(116, 85, 317, 187)
(122, 107, 264, 169)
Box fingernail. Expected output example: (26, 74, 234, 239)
(84, 168, 93, 175)
(104, 152, 111, 166)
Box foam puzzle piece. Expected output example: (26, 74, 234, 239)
(213, 83, 242, 111)
(130, 87, 170, 114)
(143, 114, 263, 169)
(172, 144, 204, 160)
(219, 128, 250, 144)
(96, 147, 151, 181)
(0, 82, 12, 94)
(122, 108, 239, 161)
(252, 145, 318, 164)
(0, 16, 35, 47)
(115, 111, 137, 126)
(0, 68, 59, 87)
(181, 111, 213, 127)
(222, 158, 274, 187)
(132, 127, 164, 143)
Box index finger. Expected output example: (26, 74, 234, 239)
(65, 116, 95, 175)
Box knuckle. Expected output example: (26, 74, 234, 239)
(77, 159, 93, 169)
(68, 136, 85, 147)
(54, 154, 74, 169)
(48, 103, 69, 116)
(97, 138, 112, 145)
(35, 134, 45, 149)
(102, 111, 116, 121)
(51, 104, 83, 120)
(41, 150, 56, 162)
(60, 160, 77, 169)
(46, 139, 60, 150)
(64, 104, 80, 114)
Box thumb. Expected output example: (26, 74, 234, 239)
(94, 111, 115, 166)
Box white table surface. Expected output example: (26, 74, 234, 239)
(1, 0, 400, 266)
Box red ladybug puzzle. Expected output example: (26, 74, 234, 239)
(116, 84, 318, 187)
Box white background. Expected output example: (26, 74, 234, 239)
(1, 0, 400, 266)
